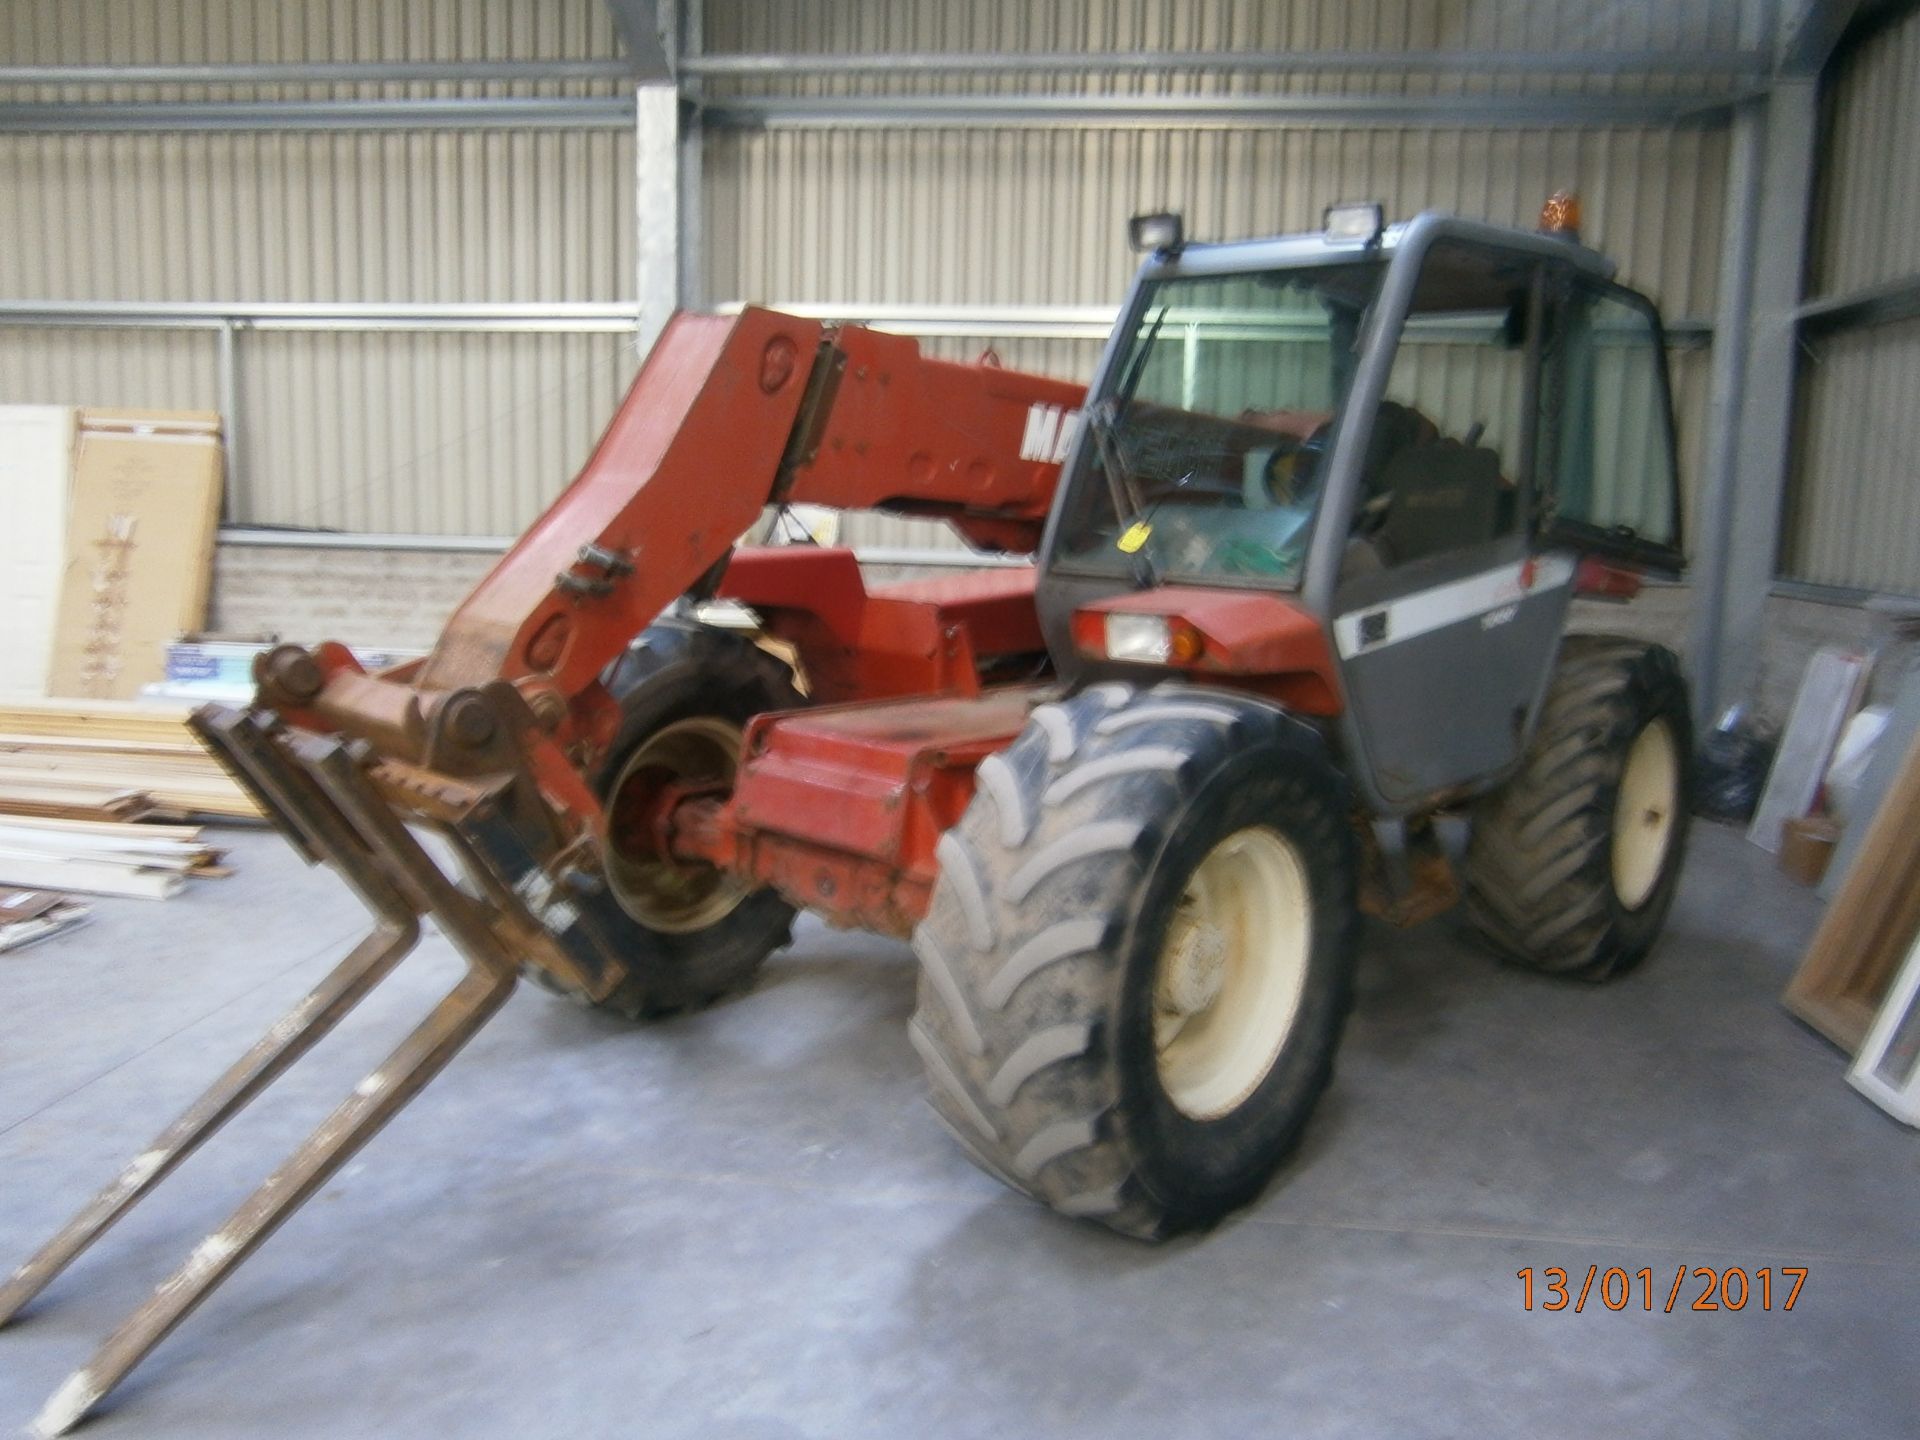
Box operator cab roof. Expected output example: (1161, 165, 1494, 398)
(1136, 209, 1619, 287)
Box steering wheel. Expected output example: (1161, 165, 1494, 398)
(1255, 423, 1333, 508)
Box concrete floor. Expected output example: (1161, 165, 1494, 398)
(2, 822, 1915, 1439)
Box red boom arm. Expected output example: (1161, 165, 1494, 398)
(253, 307, 1084, 840)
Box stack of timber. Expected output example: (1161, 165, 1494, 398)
(0, 699, 259, 822)
(0, 888, 91, 952)
(0, 816, 228, 900)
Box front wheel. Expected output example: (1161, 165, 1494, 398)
(908, 683, 1359, 1241)
(527, 619, 802, 1019)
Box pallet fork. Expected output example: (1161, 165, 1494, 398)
(3, 708, 530, 1437)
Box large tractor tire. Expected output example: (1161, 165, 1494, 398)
(1464, 635, 1692, 981)
(528, 618, 802, 1019)
(908, 683, 1359, 1241)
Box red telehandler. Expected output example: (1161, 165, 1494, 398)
(7, 200, 1691, 1434)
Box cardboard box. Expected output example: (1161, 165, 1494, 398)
(1779, 815, 1841, 887)
(47, 410, 224, 701)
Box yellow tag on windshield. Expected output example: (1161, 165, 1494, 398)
(1116, 521, 1152, 554)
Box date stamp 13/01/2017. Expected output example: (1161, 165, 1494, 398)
(1517, 1265, 1808, 1314)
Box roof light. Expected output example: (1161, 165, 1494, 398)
(1539, 190, 1582, 240)
(1323, 201, 1384, 246)
(1128, 212, 1185, 254)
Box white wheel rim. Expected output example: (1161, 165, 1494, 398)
(1610, 718, 1679, 911)
(1152, 826, 1313, 1122)
(604, 716, 753, 933)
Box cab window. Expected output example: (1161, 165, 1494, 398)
(1340, 241, 1541, 581)
(1048, 260, 1386, 588)
(1537, 283, 1682, 563)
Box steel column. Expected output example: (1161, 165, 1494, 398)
(676, 0, 706, 312)
(1688, 101, 1766, 725)
(1714, 79, 1823, 715)
(635, 84, 681, 358)
(216, 319, 241, 518)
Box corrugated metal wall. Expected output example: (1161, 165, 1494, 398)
(0, 1, 622, 81)
(235, 328, 638, 535)
(1781, 8, 1920, 594)
(702, 0, 1732, 555)
(3, 0, 1744, 554)
(0, 130, 633, 303)
(0, 0, 637, 537)
(0, 326, 218, 413)
(1786, 317, 1920, 594)
(1808, 7, 1920, 299)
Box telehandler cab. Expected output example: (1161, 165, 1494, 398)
(7, 197, 1691, 1435)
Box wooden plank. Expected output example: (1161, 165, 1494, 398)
(0, 755, 255, 818)
(0, 847, 201, 877)
(0, 775, 233, 802)
(0, 854, 183, 900)
(0, 702, 199, 744)
(0, 756, 240, 790)
(1749, 647, 1870, 852)
(0, 734, 209, 758)
(0, 889, 91, 953)
(0, 814, 204, 841)
(1784, 728, 1920, 1052)
(0, 782, 151, 821)
(0, 749, 230, 773)
(0, 827, 214, 863)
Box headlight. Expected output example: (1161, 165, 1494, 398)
(1096, 612, 1206, 665)
(1104, 613, 1172, 662)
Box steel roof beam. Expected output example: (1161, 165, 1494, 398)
(0, 60, 634, 86)
(682, 48, 1770, 79)
(0, 96, 635, 132)
(1796, 273, 1920, 333)
(698, 91, 1744, 131)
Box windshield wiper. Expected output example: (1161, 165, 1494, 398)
(1085, 398, 1142, 524)
(1115, 301, 1170, 412)
(1082, 300, 1173, 589)
(1085, 300, 1173, 525)
(1083, 402, 1157, 589)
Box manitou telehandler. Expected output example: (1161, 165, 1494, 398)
(7, 197, 1692, 1434)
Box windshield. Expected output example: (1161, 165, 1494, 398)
(1050, 260, 1385, 587)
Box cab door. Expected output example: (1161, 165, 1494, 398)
(1330, 239, 1573, 808)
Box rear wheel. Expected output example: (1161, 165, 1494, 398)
(1464, 636, 1692, 980)
(528, 618, 801, 1019)
(908, 683, 1359, 1240)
